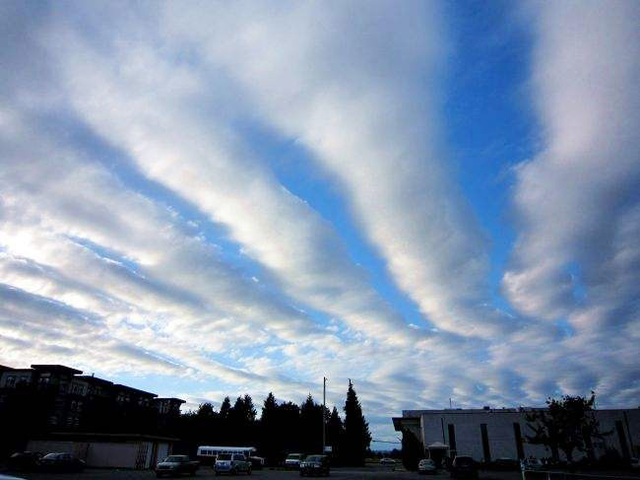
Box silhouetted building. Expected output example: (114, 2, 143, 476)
(0, 363, 183, 435)
(154, 397, 186, 415)
(393, 407, 640, 462)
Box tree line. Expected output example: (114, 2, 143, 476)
(174, 380, 372, 466)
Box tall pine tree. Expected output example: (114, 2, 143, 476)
(260, 393, 279, 464)
(327, 406, 345, 460)
(300, 394, 324, 454)
(219, 396, 232, 419)
(343, 380, 371, 466)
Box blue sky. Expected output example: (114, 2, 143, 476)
(1, 0, 639, 445)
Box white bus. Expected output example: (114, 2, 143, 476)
(197, 446, 257, 465)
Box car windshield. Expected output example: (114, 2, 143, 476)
(306, 456, 322, 462)
(165, 456, 185, 462)
(288, 454, 300, 459)
(43, 453, 62, 459)
(218, 454, 232, 461)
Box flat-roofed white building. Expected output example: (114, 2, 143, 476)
(393, 407, 640, 463)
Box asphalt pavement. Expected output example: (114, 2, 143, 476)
(0, 466, 525, 480)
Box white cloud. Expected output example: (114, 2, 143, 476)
(502, 0, 640, 401)
(155, 1, 517, 338)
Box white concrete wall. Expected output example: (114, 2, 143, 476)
(27, 440, 165, 469)
(27, 440, 89, 458)
(156, 442, 170, 462)
(86, 442, 140, 468)
(415, 408, 640, 462)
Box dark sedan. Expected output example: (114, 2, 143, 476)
(39, 452, 85, 472)
(7, 452, 42, 471)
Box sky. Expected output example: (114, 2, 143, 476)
(1, 0, 639, 446)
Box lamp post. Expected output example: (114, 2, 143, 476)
(323, 376, 326, 454)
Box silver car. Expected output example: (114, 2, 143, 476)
(215, 453, 252, 476)
(418, 458, 437, 474)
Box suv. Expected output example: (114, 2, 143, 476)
(450, 456, 478, 479)
(215, 453, 252, 475)
(155, 455, 199, 477)
(300, 455, 330, 476)
(285, 453, 306, 469)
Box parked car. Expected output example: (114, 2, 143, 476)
(39, 453, 85, 472)
(520, 457, 544, 471)
(493, 458, 520, 471)
(215, 453, 252, 475)
(379, 458, 397, 465)
(0, 475, 29, 480)
(450, 456, 478, 479)
(630, 457, 640, 470)
(418, 458, 437, 474)
(7, 452, 42, 471)
(285, 453, 306, 469)
(249, 456, 265, 470)
(155, 455, 199, 477)
(300, 455, 330, 477)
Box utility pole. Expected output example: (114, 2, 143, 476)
(323, 376, 327, 454)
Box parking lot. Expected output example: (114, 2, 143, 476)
(0, 466, 526, 480)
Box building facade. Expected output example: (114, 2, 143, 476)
(27, 433, 175, 469)
(0, 363, 184, 461)
(393, 407, 640, 463)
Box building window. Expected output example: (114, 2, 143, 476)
(616, 421, 631, 459)
(480, 423, 491, 463)
(513, 423, 525, 459)
(447, 424, 457, 456)
(6, 375, 16, 387)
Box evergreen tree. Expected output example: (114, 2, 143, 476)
(196, 402, 216, 418)
(327, 406, 345, 460)
(343, 380, 371, 466)
(300, 394, 323, 454)
(218, 396, 232, 445)
(219, 396, 232, 419)
(278, 401, 301, 456)
(229, 395, 257, 445)
(243, 394, 257, 422)
(261, 393, 278, 423)
(260, 393, 280, 465)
